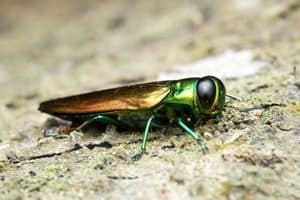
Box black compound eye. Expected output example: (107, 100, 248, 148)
(197, 78, 216, 109)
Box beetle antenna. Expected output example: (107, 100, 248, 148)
(226, 93, 244, 101)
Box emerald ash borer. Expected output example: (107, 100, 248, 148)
(39, 76, 230, 160)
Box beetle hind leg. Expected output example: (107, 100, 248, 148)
(76, 115, 119, 132)
(177, 118, 209, 154)
(69, 115, 119, 147)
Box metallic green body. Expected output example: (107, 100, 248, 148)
(69, 77, 225, 129)
(40, 76, 226, 160)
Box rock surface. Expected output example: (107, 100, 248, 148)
(0, 0, 299, 199)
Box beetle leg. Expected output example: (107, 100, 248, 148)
(177, 118, 209, 154)
(68, 115, 120, 148)
(44, 115, 118, 140)
(131, 115, 155, 162)
(76, 115, 119, 131)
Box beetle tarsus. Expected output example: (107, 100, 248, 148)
(130, 151, 144, 163)
(198, 141, 209, 154)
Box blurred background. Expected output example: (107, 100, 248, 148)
(0, 0, 298, 97)
(0, 0, 299, 199)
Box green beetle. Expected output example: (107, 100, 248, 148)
(39, 76, 227, 160)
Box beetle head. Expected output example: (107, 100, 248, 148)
(195, 76, 226, 116)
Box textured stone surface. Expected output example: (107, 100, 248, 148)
(0, 0, 299, 199)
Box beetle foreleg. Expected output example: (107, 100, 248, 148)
(177, 118, 209, 154)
